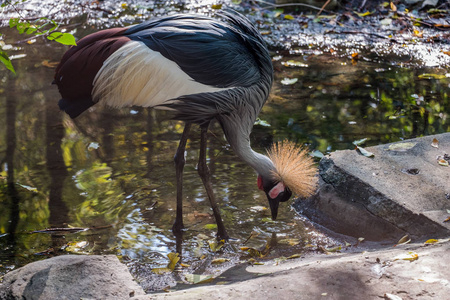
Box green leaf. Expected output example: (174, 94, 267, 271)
(16, 22, 30, 34)
(0, 51, 16, 74)
(9, 18, 19, 28)
(47, 32, 77, 45)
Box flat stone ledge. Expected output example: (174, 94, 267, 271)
(295, 132, 450, 241)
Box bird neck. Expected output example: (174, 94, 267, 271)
(219, 115, 275, 178)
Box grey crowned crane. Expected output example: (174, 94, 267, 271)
(54, 10, 317, 240)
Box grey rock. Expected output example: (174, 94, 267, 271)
(0, 255, 145, 300)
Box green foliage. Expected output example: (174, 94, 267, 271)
(1, 1, 77, 73)
(0, 51, 15, 74)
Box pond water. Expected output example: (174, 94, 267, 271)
(1, 5, 449, 292)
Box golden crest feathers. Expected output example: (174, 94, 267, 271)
(266, 140, 318, 198)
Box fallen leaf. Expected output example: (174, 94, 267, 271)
(355, 145, 374, 158)
(444, 216, 450, 223)
(180, 263, 190, 267)
(185, 274, 214, 284)
(438, 159, 449, 167)
(393, 251, 419, 261)
(424, 239, 439, 244)
(431, 138, 439, 148)
(396, 235, 411, 246)
(387, 142, 417, 152)
(384, 293, 402, 300)
(287, 253, 302, 259)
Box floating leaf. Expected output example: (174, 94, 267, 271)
(204, 223, 217, 230)
(152, 267, 172, 275)
(211, 258, 230, 264)
(240, 246, 264, 257)
(390, 1, 397, 11)
(284, 14, 294, 20)
(185, 274, 213, 284)
(287, 253, 302, 259)
(418, 73, 446, 80)
(393, 251, 419, 261)
(247, 258, 264, 265)
(281, 60, 308, 68)
(387, 142, 417, 152)
(344, 241, 351, 247)
(355, 145, 374, 158)
(211, 3, 222, 9)
(208, 239, 225, 252)
(280, 78, 298, 85)
(278, 238, 300, 246)
(431, 138, 439, 148)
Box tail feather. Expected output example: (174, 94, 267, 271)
(54, 28, 129, 118)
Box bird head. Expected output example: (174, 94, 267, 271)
(257, 140, 318, 220)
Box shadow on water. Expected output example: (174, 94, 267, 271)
(0, 15, 449, 292)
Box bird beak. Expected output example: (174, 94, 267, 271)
(268, 198, 280, 220)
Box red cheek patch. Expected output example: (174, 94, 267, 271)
(268, 182, 285, 199)
(257, 175, 263, 190)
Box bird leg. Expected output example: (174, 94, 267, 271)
(172, 123, 191, 235)
(198, 123, 229, 240)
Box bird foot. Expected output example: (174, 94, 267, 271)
(216, 230, 230, 242)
